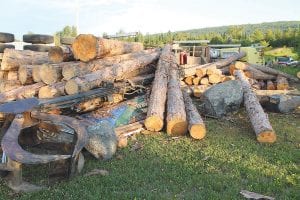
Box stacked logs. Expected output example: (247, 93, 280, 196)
(0, 34, 157, 110)
(180, 53, 299, 98)
(145, 45, 206, 139)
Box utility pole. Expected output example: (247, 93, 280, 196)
(75, 0, 79, 34)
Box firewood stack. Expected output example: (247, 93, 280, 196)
(180, 53, 299, 98)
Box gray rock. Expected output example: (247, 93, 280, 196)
(85, 121, 117, 160)
(263, 94, 300, 113)
(201, 80, 243, 117)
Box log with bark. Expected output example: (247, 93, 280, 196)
(166, 59, 188, 136)
(230, 61, 276, 80)
(48, 46, 75, 63)
(182, 90, 206, 139)
(234, 70, 276, 143)
(144, 45, 171, 132)
(0, 82, 45, 103)
(1, 49, 48, 71)
(276, 75, 289, 90)
(250, 64, 299, 82)
(254, 89, 300, 97)
(38, 82, 66, 99)
(64, 51, 160, 95)
(72, 34, 144, 62)
(62, 49, 157, 80)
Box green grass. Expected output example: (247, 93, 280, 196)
(274, 65, 300, 77)
(0, 110, 299, 200)
(265, 47, 299, 60)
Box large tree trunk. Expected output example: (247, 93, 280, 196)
(62, 49, 157, 80)
(0, 82, 45, 103)
(144, 45, 171, 132)
(48, 46, 75, 63)
(234, 70, 276, 143)
(1, 49, 48, 70)
(38, 82, 66, 98)
(230, 61, 276, 80)
(72, 34, 144, 62)
(64, 51, 160, 95)
(166, 58, 188, 136)
(251, 64, 299, 82)
(182, 90, 206, 139)
(39, 64, 62, 84)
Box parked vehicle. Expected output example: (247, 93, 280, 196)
(277, 56, 298, 66)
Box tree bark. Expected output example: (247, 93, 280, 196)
(166, 59, 188, 136)
(276, 75, 289, 90)
(215, 51, 246, 68)
(251, 64, 299, 82)
(1, 49, 48, 71)
(230, 61, 276, 80)
(144, 45, 171, 132)
(182, 90, 206, 139)
(234, 70, 276, 143)
(61, 49, 156, 80)
(64, 51, 160, 95)
(0, 82, 45, 103)
(72, 34, 144, 62)
(48, 46, 75, 63)
(38, 82, 66, 98)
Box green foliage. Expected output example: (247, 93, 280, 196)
(0, 110, 299, 199)
(119, 21, 300, 54)
(54, 25, 77, 46)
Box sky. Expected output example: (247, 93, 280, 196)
(0, 0, 299, 40)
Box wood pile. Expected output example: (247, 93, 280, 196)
(0, 33, 299, 191)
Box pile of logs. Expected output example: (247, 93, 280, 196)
(145, 45, 206, 139)
(180, 54, 299, 100)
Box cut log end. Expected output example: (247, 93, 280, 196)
(62, 66, 76, 81)
(65, 79, 79, 95)
(48, 46, 64, 63)
(72, 34, 97, 62)
(190, 124, 206, 140)
(167, 119, 188, 136)
(144, 116, 163, 132)
(257, 131, 276, 143)
(18, 66, 28, 84)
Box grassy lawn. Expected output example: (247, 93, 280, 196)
(0, 110, 299, 200)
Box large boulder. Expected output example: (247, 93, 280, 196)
(201, 80, 243, 117)
(262, 94, 300, 113)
